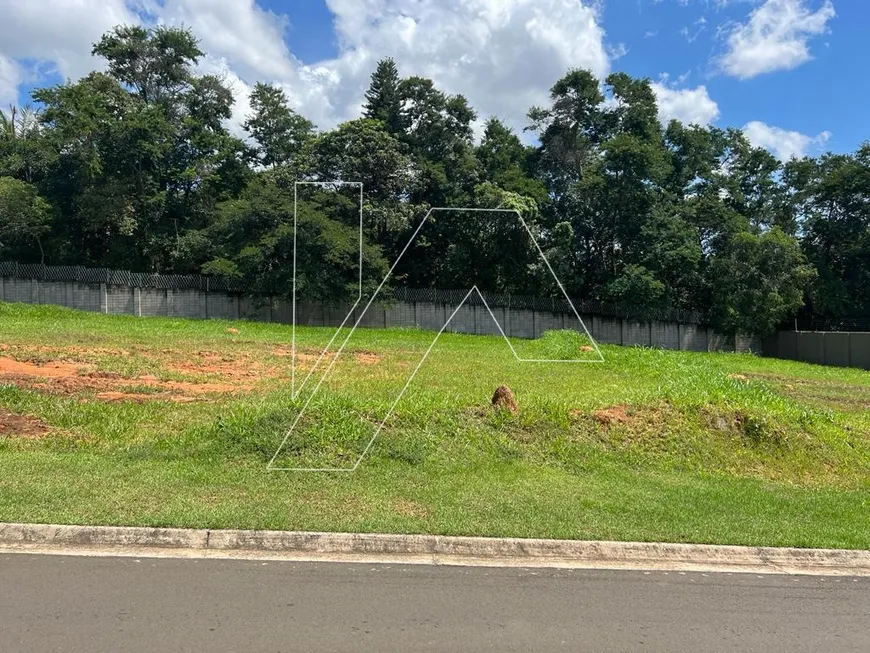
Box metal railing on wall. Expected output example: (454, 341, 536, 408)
(793, 316, 870, 333)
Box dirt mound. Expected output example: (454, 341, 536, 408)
(0, 409, 52, 439)
(593, 405, 632, 428)
(492, 385, 518, 413)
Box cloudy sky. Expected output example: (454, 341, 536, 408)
(0, 0, 862, 160)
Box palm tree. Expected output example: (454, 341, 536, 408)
(0, 105, 17, 139)
(0, 104, 40, 140)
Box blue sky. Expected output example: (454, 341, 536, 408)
(607, 0, 864, 156)
(0, 1, 863, 159)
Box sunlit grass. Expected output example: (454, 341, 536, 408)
(0, 301, 868, 548)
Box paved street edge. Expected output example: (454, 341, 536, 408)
(1, 522, 868, 575)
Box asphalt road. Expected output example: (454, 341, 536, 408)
(1, 554, 868, 652)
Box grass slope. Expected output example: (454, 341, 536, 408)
(1, 302, 868, 548)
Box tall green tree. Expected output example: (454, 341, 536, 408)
(206, 171, 388, 301)
(710, 227, 815, 335)
(0, 177, 52, 263)
(363, 58, 403, 135)
(31, 25, 249, 271)
(785, 146, 870, 319)
(92, 25, 203, 108)
(244, 82, 314, 169)
(476, 118, 547, 204)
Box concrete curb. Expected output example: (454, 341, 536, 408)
(2, 523, 869, 576)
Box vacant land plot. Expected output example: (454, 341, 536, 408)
(1, 302, 868, 549)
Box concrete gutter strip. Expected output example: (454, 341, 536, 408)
(1, 523, 868, 576)
(0, 523, 208, 549)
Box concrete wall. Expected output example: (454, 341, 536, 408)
(1, 274, 759, 353)
(763, 331, 870, 370)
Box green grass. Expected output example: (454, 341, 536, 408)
(1, 301, 868, 549)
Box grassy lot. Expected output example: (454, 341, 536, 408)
(1, 301, 868, 549)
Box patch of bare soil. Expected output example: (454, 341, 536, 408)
(0, 355, 249, 403)
(169, 357, 265, 381)
(2, 344, 132, 362)
(273, 348, 323, 363)
(0, 409, 52, 439)
(592, 405, 633, 428)
(355, 351, 381, 365)
(586, 404, 679, 443)
(0, 357, 93, 378)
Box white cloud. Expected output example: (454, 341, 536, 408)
(0, 0, 137, 81)
(0, 0, 613, 139)
(720, 0, 835, 79)
(0, 55, 21, 107)
(743, 120, 830, 160)
(316, 0, 611, 133)
(651, 82, 720, 125)
(680, 16, 707, 43)
(157, 0, 298, 81)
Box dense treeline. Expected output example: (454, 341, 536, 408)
(0, 26, 867, 335)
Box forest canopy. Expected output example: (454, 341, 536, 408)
(1, 25, 868, 336)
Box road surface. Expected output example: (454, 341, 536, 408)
(1, 553, 867, 652)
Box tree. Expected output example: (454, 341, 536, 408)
(207, 172, 388, 301)
(3, 23, 863, 334)
(0, 177, 52, 263)
(718, 128, 785, 233)
(92, 25, 203, 108)
(476, 118, 547, 204)
(785, 146, 870, 318)
(244, 82, 314, 169)
(308, 118, 417, 257)
(0, 105, 52, 184)
(31, 25, 249, 271)
(526, 68, 607, 194)
(363, 58, 403, 135)
(710, 227, 815, 336)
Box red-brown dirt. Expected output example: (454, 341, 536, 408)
(592, 405, 633, 428)
(0, 357, 92, 378)
(355, 351, 382, 365)
(0, 409, 52, 439)
(0, 355, 248, 402)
